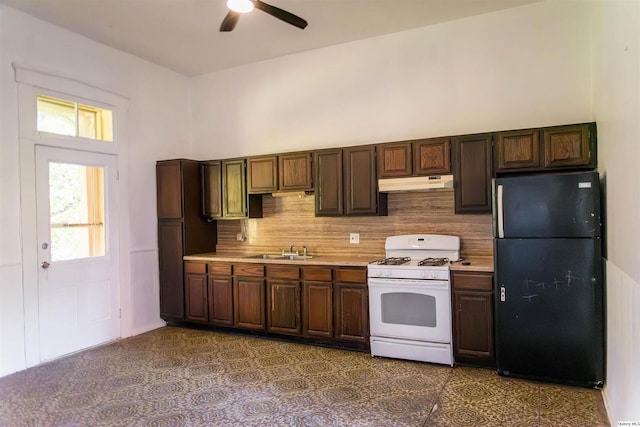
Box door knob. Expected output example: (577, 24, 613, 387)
(41, 261, 50, 269)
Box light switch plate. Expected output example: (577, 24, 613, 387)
(349, 233, 360, 244)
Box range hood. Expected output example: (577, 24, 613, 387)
(378, 175, 454, 193)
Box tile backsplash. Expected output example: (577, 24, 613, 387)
(215, 191, 493, 258)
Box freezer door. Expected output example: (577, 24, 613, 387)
(496, 171, 601, 238)
(495, 238, 604, 387)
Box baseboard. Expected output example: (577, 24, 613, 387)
(130, 320, 166, 337)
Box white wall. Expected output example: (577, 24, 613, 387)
(0, 5, 190, 376)
(191, 1, 592, 160)
(591, 0, 640, 422)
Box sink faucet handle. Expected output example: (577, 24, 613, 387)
(303, 246, 307, 256)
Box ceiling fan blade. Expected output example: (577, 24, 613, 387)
(220, 11, 240, 32)
(253, 0, 308, 29)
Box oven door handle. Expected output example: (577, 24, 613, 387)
(368, 278, 450, 289)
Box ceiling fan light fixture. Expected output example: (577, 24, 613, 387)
(226, 0, 254, 13)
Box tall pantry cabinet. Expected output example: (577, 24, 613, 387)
(157, 159, 217, 321)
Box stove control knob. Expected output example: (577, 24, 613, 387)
(430, 271, 438, 279)
(384, 269, 392, 277)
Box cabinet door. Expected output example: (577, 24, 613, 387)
(495, 129, 540, 172)
(267, 280, 301, 335)
(201, 161, 222, 218)
(343, 146, 383, 216)
(209, 275, 234, 326)
(543, 124, 592, 168)
(302, 281, 333, 338)
(158, 221, 184, 320)
(185, 262, 208, 323)
(222, 159, 248, 218)
(156, 161, 183, 219)
(334, 283, 368, 342)
(233, 277, 265, 330)
(279, 152, 313, 191)
(454, 290, 494, 361)
(314, 149, 343, 216)
(413, 138, 451, 175)
(377, 142, 412, 178)
(453, 134, 493, 213)
(247, 156, 278, 194)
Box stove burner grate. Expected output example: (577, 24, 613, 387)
(372, 257, 411, 266)
(418, 257, 450, 267)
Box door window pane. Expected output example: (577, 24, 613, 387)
(49, 162, 105, 261)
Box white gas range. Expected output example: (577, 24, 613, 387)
(368, 234, 460, 366)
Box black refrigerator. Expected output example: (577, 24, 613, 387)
(493, 170, 604, 388)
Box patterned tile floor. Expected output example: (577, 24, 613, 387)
(0, 326, 609, 426)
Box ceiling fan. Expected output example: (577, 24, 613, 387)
(220, 0, 308, 32)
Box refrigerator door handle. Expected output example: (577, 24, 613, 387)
(497, 184, 504, 238)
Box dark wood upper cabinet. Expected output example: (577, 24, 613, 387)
(157, 161, 183, 219)
(495, 123, 596, 173)
(453, 133, 493, 214)
(413, 137, 451, 175)
(495, 129, 540, 172)
(344, 145, 387, 216)
(247, 152, 313, 194)
(247, 155, 278, 194)
(279, 152, 313, 191)
(222, 159, 247, 218)
(201, 161, 222, 218)
(314, 149, 344, 216)
(377, 138, 451, 178)
(543, 124, 592, 168)
(377, 142, 412, 178)
(202, 158, 262, 219)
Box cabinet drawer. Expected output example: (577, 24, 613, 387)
(267, 265, 300, 280)
(453, 273, 493, 291)
(335, 268, 366, 284)
(303, 267, 332, 282)
(185, 261, 207, 274)
(209, 262, 232, 276)
(234, 263, 265, 277)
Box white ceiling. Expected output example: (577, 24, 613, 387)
(3, 0, 540, 76)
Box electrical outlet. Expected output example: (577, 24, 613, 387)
(236, 232, 245, 242)
(349, 233, 360, 244)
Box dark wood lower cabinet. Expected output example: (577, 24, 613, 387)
(184, 262, 208, 322)
(233, 277, 266, 330)
(209, 275, 234, 326)
(334, 267, 369, 343)
(208, 262, 233, 326)
(267, 280, 301, 334)
(158, 221, 185, 320)
(302, 281, 333, 338)
(334, 283, 368, 342)
(452, 272, 495, 367)
(180, 261, 367, 350)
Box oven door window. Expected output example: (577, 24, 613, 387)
(381, 292, 436, 327)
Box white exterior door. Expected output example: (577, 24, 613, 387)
(35, 145, 120, 361)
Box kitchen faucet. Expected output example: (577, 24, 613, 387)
(282, 244, 299, 256)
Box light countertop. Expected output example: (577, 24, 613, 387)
(184, 253, 494, 272)
(183, 252, 377, 267)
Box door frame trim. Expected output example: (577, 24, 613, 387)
(15, 63, 132, 367)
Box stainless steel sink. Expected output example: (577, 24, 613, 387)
(245, 254, 313, 260)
